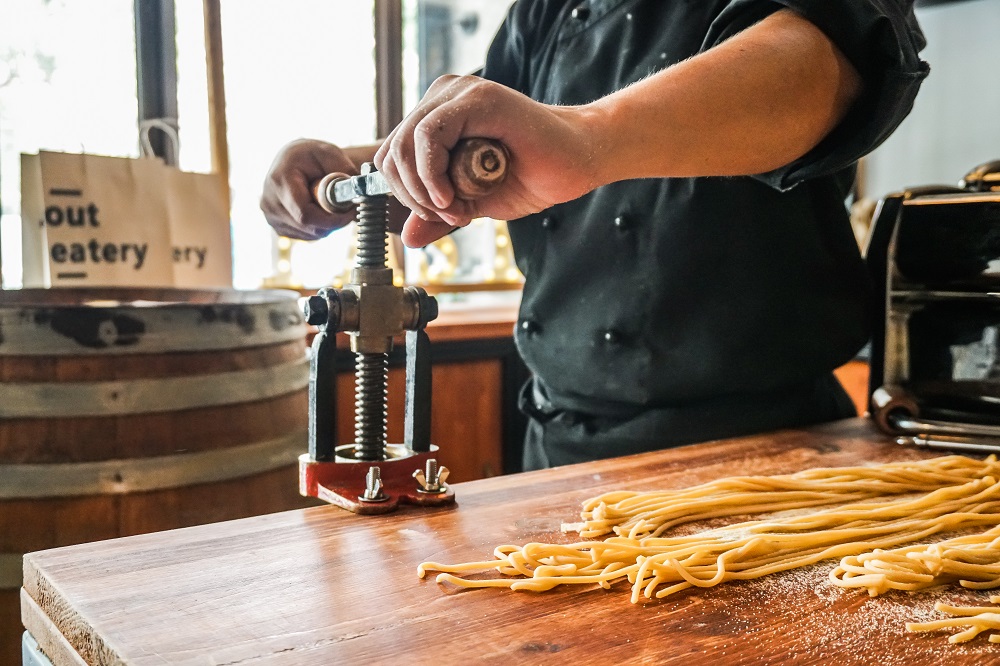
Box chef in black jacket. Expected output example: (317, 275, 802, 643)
(261, 0, 928, 470)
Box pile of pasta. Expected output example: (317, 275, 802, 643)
(907, 598, 1000, 644)
(829, 517, 1000, 642)
(418, 455, 1000, 638)
(576, 455, 1000, 540)
(831, 525, 1000, 595)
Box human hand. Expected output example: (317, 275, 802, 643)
(374, 75, 602, 248)
(260, 139, 361, 240)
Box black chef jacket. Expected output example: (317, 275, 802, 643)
(478, 0, 929, 469)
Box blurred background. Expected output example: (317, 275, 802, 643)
(1, 0, 998, 291)
(0, 0, 521, 297)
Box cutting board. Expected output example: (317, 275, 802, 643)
(21, 419, 1000, 665)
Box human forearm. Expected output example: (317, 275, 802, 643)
(582, 9, 863, 185)
(372, 8, 863, 246)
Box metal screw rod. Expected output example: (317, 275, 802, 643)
(354, 352, 388, 460)
(356, 199, 389, 268)
(352, 195, 391, 461)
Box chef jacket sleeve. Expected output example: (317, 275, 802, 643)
(704, 0, 930, 191)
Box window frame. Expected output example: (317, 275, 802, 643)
(135, 0, 401, 166)
(134, 0, 179, 165)
(130, 0, 400, 290)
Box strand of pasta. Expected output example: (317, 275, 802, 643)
(419, 473, 1000, 603)
(579, 455, 1000, 539)
(906, 597, 1000, 643)
(830, 524, 1000, 596)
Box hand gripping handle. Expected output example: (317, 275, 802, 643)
(312, 137, 510, 213)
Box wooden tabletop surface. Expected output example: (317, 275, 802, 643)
(21, 418, 1000, 665)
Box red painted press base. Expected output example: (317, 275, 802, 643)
(299, 446, 456, 514)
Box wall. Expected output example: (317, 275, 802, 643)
(431, 0, 514, 76)
(864, 0, 1000, 199)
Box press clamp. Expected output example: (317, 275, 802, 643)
(298, 138, 509, 513)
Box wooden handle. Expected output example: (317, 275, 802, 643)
(447, 137, 510, 201)
(312, 172, 354, 214)
(870, 384, 919, 434)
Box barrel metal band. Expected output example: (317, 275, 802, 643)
(0, 429, 306, 500)
(0, 358, 309, 418)
(0, 307, 305, 356)
(0, 553, 20, 590)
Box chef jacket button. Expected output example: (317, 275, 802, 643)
(521, 319, 541, 336)
(613, 214, 631, 231)
(602, 329, 623, 345)
(571, 5, 590, 20)
(541, 215, 557, 230)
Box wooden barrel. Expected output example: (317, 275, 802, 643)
(0, 287, 316, 660)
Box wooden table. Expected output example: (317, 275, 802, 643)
(20, 419, 1000, 665)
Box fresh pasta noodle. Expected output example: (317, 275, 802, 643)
(831, 525, 1000, 596)
(831, 523, 1000, 645)
(418, 456, 1000, 604)
(579, 455, 1000, 539)
(906, 598, 1000, 643)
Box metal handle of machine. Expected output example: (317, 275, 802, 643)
(312, 137, 510, 213)
(872, 384, 1000, 452)
(898, 434, 1000, 454)
(892, 416, 1000, 440)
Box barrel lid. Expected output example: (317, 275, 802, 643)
(0, 287, 306, 355)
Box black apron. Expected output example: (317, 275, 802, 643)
(520, 374, 857, 471)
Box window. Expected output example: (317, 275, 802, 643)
(0, 0, 139, 288)
(862, 0, 1000, 200)
(1, 0, 520, 293)
(400, 0, 520, 290)
(175, 0, 377, 289)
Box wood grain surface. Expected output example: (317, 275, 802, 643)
(21, 419, 1000, 665)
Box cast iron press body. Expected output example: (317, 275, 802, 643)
(299, 139, 509, 513)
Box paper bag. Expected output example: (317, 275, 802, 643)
(21, 151, 174, 287)
(20, 150, 233, 288)
(165, 167, 233, 287)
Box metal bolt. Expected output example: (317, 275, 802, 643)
(360, 466, 388, 502)
(414, 459, 449, 493)
(303, 294, 330, 326)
